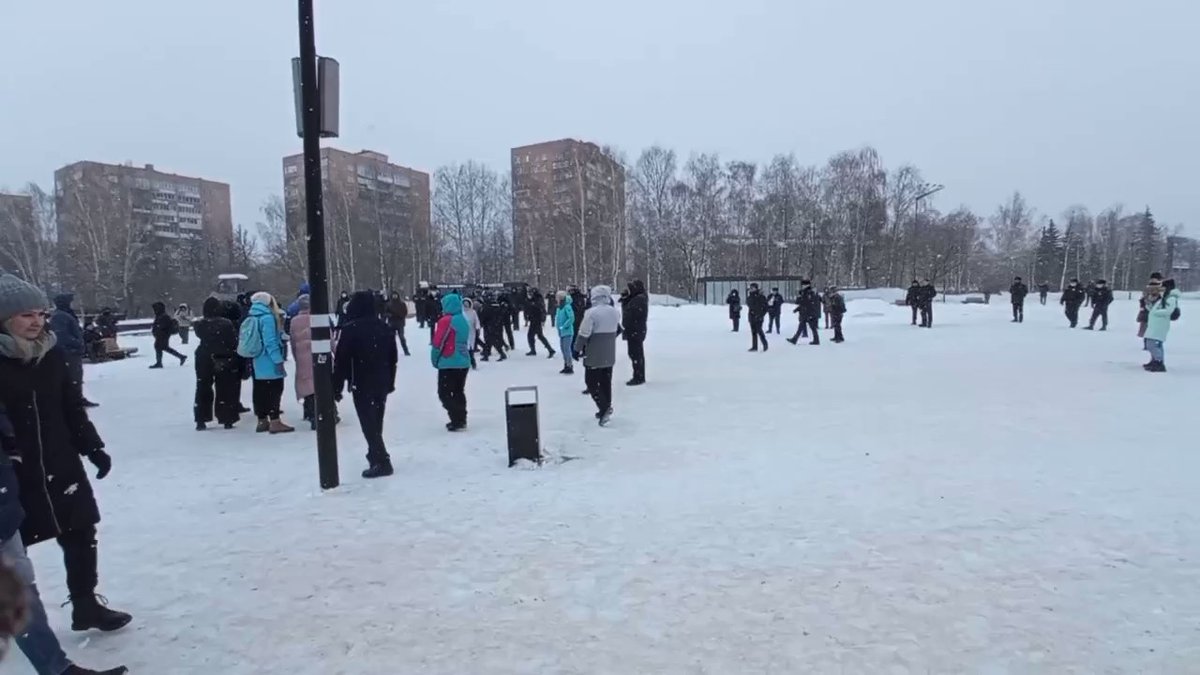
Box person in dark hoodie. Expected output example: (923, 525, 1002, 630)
(746, 284, 769, 352)
(1060, 278, 1086, 328)
(545, 291, 557, 328)
(918, 279, 937, 328)
(335, 291, 351, 328)
(149, 300, 186, 368)
(765, 287, 784, 334)
(334, 291, 398, 478)
(1084, 279, 1114, 330)
(788, 279, 823, 345)
(621, 279, 648, 386)
(0, 275, 132, 636)
(478, 293, 509, 362)
(726, 289, 742, 332)
(193, 297, 242, 430)
(904, 280, 921, 326)
(49, 293, 98, 407)
(569, 286, 587, 339)
(523, 288, 556, 358)
(385, 291, 411, 356)
(1009, 276, 1029, 323)
(825, 286, 847, 343)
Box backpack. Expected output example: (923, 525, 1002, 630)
(432, 316, 457, 366)
(237, 316, 264, 358)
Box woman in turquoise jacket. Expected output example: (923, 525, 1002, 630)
(248, 292, 294, 432)
(431, 294, 471, 430)
(1143, 280, 1180, 372)
(554, 290, 575, 374)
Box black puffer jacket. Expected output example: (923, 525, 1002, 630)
(0, 346, 104, 545)
(622, 280, 649, 341)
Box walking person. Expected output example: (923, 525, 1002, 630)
(1142, 278, 1180, 372)
(570, 286, 587, 339)
(193, 297, 242, 430)
(174, 303, 194, 345)
(524, 288, 556, 358)
(431, 294, 472, 431)
(905, 280, 921, 325)
(1060, 278, 1086, 328)
(576, 285, 622, 426)
(462, 297, 482, 370)
(1038, 281, 1050, 305)
(0, 275, 132, 636)
(1084, 279, 1114, 330)
(385, 291, 411, 356)
(1009, 276, 1029, 323)
(918, 279, 938, 328)
(726, 289, 742, 332)
(426, 291, 443, 343)
(497, 293, 515, 349)
(746, 284, 769, 351)
(149, 301, 186, 368)
(555, 291, 576, 375)
(478, 294, 508, 362)
(241, 292, 295, 434)
(788, 279, 823, 345)
(826, 286, 847, 343)
(621, 279, 648, 386)
(48, 293, 98, 407)
(334, 291, 398, 477)
(545, 291, 556, 329)
(766, 287, 784, 334)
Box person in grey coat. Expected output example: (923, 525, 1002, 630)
(574, 285, 622, 426)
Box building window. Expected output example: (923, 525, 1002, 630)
(285, 165, 299, 175)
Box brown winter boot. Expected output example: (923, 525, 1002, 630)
(255, 418, 270, 433)
(268, 418, 295, 434)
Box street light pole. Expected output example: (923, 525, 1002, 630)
(297, 0, 339, 489)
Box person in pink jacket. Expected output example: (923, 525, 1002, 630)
(287, 294, 338, 429)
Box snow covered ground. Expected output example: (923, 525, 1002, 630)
(3, 297, 1198, 674)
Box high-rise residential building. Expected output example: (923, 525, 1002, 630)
(511, 138, 626, 289)
(54, 161, 233, 311)
(283, 148, 432, 293)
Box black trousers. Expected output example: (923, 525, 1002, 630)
(1012, 302, 1024, 322)
(792, 318, 820, 344)
(1065, 303, 1081, 327)
(749, 317, 768, 350)
(627, 337, 645, 382)
(57, 525, 99, 599)
(392, 326, 409, 355)
(179, 327, 190, 345)
(546, 312, 555, 327)
(1089, 305, 1109, 329)
(195, 361, 242, 424)
(1039, 292, 1048, 305)
(527, 322, 553, 353)
(585, 367, 613, 414)
(503, 321, 515, 349)
(481, 331, 507, 359)
(832, 313, 844, 341)
(64, 352, 84, 389)
(353, 391, 389, 465)
(252, 378, 285, 420)
(730, 314, 740, 331)
(911, 305, 919, 325)
(153, 338, 184, 365)
(437, 369, 469, 425)
(767, 313, 781, 333)
(920, 304, 933, 327)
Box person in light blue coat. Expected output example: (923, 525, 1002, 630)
(431, 294, 472, 430)
(555, 290, 575, 374)
(1142, 278, 1180, 372)
(248, 292, 294, 433)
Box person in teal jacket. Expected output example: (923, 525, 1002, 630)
(554, 290, 575, 374)
(248, 292, 294, 433)
(1142, 279, 1180, 372)
(431, 293, 471, 430)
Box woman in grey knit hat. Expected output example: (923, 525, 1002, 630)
(0, 275, 132, 642)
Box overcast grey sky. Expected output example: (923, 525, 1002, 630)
(2, 0, 1196, 232)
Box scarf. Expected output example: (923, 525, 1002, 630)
(0, 331, 57, 364)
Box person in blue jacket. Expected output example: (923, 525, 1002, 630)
(430, 294, 471, 431)
(555, 290, 576, 375)
(285, 282, 311, 319)
(247, 292, 294, 434)
(1142, 278, 1180, 372)
(48, 292, 98, 407)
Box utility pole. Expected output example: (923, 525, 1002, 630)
(297, 0, 339, 489)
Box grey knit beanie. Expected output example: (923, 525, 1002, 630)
(0, 274, 50, 323)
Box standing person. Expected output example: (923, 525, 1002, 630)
(1137, 273, 1164, 339)
(555, 291, 576, 375)
(745, 283, 769, 352)
(149, 301, 186, 368)
(507, 288, 524, 337)
(497, 292, 515, 349)
(335, 291, 351, 328)
(1142, 278, 1180, 372)
(575, 285, 622, 426)
(1038, 281, 1050, 305)
(94, 308, 117, 339)
(788, 279, 823, 345)
(919, 279, 938, 328)
(478, 294, 508, 362)
(1084, 281, 1096, 308)
(431, 294, 471, 431)
(426, 291, 443, 342)
(726, 289, 742, 331)
(193, 297, 242, 431)
(333, 291, 398, 477)
(287, 294, 323, 429)
(569, 286, 587, 338)
(905, 280, 921, 326)
(524, 289, 556, 358)
(0, 275, 132, 635)
(823, 289, 833, 329)
(621, 279, 648, 386)
(462, 297, 482, 370)
(826, 286, 847, 343)
(285, 282, 310, 319)
(241, 292, 295, 434)
(1085, 279, 1114, 330)
(1009, 276, 1029, 323)
(1060, 278, 1086, 328)
(48, 293, 98, 408)
(545, 291, 556, 328)
(173, 303, 194, 345)
(766, 287, 784, 334)
(385, 291, 411, 357)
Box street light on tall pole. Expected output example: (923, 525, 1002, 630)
(911, 183, 944, 280)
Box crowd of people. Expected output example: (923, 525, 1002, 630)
(725, 280, 849, 351)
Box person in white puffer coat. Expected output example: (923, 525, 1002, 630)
(575, 285, 622, 425)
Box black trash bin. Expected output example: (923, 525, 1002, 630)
(505, 386, 541, 467)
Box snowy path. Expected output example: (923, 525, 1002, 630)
(3, 298, 1197, 674)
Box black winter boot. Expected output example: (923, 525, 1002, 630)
(70, 595, 133, 632)
(361, 462, 394, 479)
(65, 665, 129, 674)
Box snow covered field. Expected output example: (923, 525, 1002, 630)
(4, 297, 1198, 674)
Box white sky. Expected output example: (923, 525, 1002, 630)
(1, 0, 1196, 232)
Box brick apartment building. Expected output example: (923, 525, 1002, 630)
(283, 148, 432, 293)
(55, 161, 233, 311)
(511, 139, 626, 290)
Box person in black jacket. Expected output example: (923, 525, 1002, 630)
(825, 286, 847, 343)
(48, 292, 98, 408)
(1038, 281, 1050, 305)
(1009, 277, 1029, 323)
(726, 289, 742, 331)
(918, 279, 937, 328)
(0, 275, 131, 634)
(765, 287, 785, 334)
(545, 291, 556, 328)
(149, 301, 186, 368)
(333, 291, 398, 479)
(569, 286, 587, 340)
(746, 284, 769, 352)
(904, 280, 920, 325)
(496, 293, 515, 349)
(385, 291, 410, 356)
(335, 291, 351, 328)
(788, 279, 823, 345)
(507, 289, 524, 335)
(621, 280, 649, 385)
(1085, 279, 1114, 330)
(478, 293, 509, 361)
(193, 297, 242, 430)
(524, 289, 555, 357)
(1060, 278, 1086, 327)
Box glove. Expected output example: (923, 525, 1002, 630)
(334, 392, 343, 402)
(276, 362, 286, 377)
(86, 450, 112, 480)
